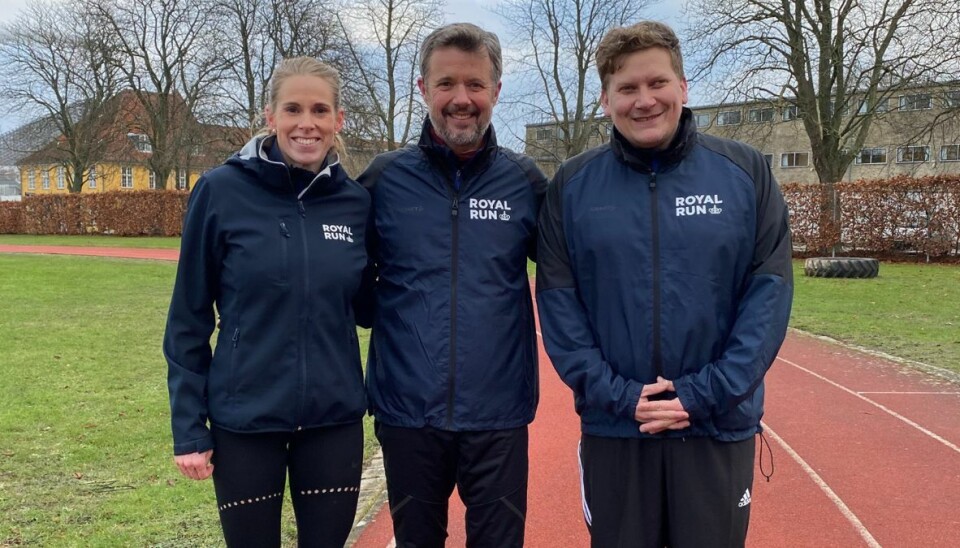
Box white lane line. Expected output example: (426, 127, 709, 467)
(386, 537, 395, 548)
(857, 391, 960, 395)
(777, 356, 960, 455)
(762, 423, 883, 548)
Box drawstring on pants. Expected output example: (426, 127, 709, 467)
(758, 431, 774, 482)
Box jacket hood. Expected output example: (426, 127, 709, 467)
(611, 107, 698, 173)
(229, 134, 346, 197)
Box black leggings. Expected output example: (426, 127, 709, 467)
(210, 421, 363, 548)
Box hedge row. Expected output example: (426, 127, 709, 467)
(2, 177, 959, 258)
(783, 175, 960, 258)
(0, 191, 189, 236)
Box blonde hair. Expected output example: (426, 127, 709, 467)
(263, 56, 346, 158)
(596, 21, 684, 91)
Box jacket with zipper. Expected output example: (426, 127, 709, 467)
(164, 134, 373, 456)
(536, 109, 793, 441)
(359, 120, 548, 431)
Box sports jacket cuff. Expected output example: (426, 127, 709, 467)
(621, 381, 644, 420)
(173, 433, 214, 456)
(673, 378, 708, 420)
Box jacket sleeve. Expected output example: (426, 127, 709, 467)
(535, 170, 644, 419)
(162, 177, 220, 455)
(521, 157, 549, 262)
(352, 195, 377, 329)
(673, 166, 794, 420)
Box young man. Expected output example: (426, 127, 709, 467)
(359, 23, 547, 547)
(536, 21, 793, 547)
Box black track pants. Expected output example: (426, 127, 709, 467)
(210, 421, 363, 548)
(376, 423, 528, 548)
(580, 435, 756, 548)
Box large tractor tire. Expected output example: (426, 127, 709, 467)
(803, 257, 880, 279)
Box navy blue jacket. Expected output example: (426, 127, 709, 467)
(164, 135, 372, 455)
(359, 121, 548, 431)
(536, 110, 793, 441)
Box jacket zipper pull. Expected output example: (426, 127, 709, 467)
(298, 201, 306, 218)
(279, 221, 291, 238)
(649, 171, 657, 190)
(451, 197, 459, 218)
(232, 328, 239, 347)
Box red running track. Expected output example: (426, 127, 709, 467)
(354, 332, 960, 547)
(0, 244, 179, 261)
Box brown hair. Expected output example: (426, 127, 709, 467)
(420, 23, 503, 83)
(264, 56, 345, 157)
(596, 21, 684, 90)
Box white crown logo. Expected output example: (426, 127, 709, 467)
(499, 212, 511, 221)
(709, 206, 723, 215)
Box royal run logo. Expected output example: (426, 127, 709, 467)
(322, 224, 354, 242)
(468, 198, 512, 221)
(675, 194, 723, 217)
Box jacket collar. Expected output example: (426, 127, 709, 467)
(233, 134, 344, 198)
(610, 107, 697, 173)
(417, 118, 498, 175)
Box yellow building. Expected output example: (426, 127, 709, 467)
(17, 90, 244, 196)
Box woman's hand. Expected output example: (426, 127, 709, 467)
(174, 450, 214, 480)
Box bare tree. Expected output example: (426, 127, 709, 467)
(214, 0, 349, 138)
(92, 0, 228, 189)
(0, 0, 121, 192)
(685, 0, 960, 186)
(496, 0, 655, 161)
(337, 0, 443, 151)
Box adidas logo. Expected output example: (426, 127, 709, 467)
(737, 488, 751, 508)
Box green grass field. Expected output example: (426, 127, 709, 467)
(0, 254, 372, 545)
(790, 261, 960, 373)
(0, 235, 181, 248)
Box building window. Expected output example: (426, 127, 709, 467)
(857, 98, 889, 115)
(28, 171, 35, 190)
(780, 152, 809, 168)
(121, 166, 133, 188)
(192, 144, 202, 156)
(896, 145, 930, 163)
(88, 166, 97, 189)
(41, 170, 50, 189)
(763, 154, 773, 165)
(855, 147, 887, 165)
(178, 169, 187, 190)
(148, 171, 157, 189)
(694, 113, 711, 128)
(717, 110, 742, 126)
(899, 94, 931, 111)
(782, 105, 802, 121)
(748, 108, 774, 123)
(945, 90, 960, 108)
(535, 128, 553, 141)
(56, 166, 65, 189)
(128, 133, 152, 153)
(828, 101, 849, 117)
(941, 144, 960, 162)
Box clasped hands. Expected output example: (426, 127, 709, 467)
(634, 376, 690, 434)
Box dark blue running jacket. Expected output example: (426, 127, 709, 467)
(359, 121, 547, 431)
(163, 135, 373, 455)
(536, 110, 793, 441)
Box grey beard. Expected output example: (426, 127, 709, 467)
(430, 112, 488, 148)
